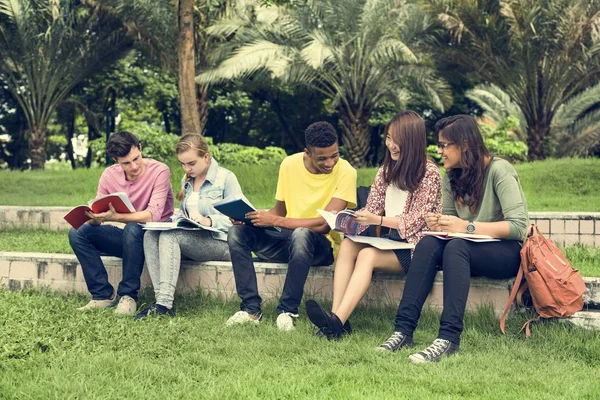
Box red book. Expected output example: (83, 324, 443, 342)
(63, 192, 136, 229)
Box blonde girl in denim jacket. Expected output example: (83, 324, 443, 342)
(137, 134, 243, 319)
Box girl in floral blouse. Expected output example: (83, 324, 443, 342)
(306, 111, 442, 340)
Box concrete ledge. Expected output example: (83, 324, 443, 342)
(2, 207, 599, 247)
(1, 251, 517, 316)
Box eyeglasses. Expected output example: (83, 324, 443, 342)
(437, 142, 454, 150)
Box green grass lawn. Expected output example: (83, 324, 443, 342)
(2, 158, 599, 211)
(0, 289, 598, 399)
(2, 229, 600, 277)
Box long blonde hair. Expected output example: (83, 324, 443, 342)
(176, 134, 210, 201)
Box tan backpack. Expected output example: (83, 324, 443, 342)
(500, 224, 587, 337)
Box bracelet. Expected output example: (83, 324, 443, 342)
(379, 216, 383, 226)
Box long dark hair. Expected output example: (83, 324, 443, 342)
(381, 111, 427, 192)
(435, 115, 490, 213)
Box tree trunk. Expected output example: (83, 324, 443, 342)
(28, 126, 47, 170)
(526, 120, 551, 161)
(197, 84, 208, 134)
(178, 0, 201, 135)
(339, 108, 371, 168)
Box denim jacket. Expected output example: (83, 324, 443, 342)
(179, 159, 243, 241)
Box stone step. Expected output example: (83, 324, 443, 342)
(2, 206, 599, 247)
(2, 252, 599, 318)
(1, 251, 516, 316)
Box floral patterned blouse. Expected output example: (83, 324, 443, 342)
(357, 160, 442, 245)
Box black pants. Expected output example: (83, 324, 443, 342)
(227, 225, 334, 315)
(394, 236, 521, 345)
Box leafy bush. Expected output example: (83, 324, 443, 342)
(480, 116, 528, 163)
(89, 123, 286, 167)
(89, 123, 180, 165)
(213, 143, 286, 166)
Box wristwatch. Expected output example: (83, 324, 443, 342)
(466, 221, 475, 234)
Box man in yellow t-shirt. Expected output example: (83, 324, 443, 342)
(226, 121, 357, 331)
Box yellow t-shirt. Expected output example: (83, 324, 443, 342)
(275, 153, 357, 255)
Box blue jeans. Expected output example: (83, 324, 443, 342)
(227, 225, 334, 315)
(68, 223, 146, 301)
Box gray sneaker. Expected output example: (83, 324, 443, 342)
(376, 331, 413, 352)
(276, 312, 298, 331)
(76, 296, 117, 311)
(114, 295, 137, 316)
(408, 338, 459, 363)
(226, 311, 262, 327)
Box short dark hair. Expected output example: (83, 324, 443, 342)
(304, 121, 338, 149)
(106, 131, 140, 159)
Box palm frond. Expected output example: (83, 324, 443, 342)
(466, 83, 527, 140)
(553, 84, 600, 130)
(300, 31, 333, 69)
(556, 109, 600, 156)
(197, 39, 291, 84)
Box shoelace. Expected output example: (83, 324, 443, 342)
(382, 332, 405, 348)
(420, 339, 449, 358)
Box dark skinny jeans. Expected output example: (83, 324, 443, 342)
(394, 236, 521, 345)
(227, 225, 334, 315)
(68, 222, 146, 301)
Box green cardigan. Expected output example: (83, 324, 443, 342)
(442, 157, 529, 241)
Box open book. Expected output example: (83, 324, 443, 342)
(63, 192, 135, 229)
(212, 196, 281, 232)
(142, 215, 220, 233)
(423, 231, 499, 242)
(345, 235, 415, 250)
(317, 209, 360, 235)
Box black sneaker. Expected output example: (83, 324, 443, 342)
(315, 319, 352, 338)
(134, 303, 175, 320)
(305, 300, 344, 340)
(408, 338, 459, 363)
(376, 331, 413, 352)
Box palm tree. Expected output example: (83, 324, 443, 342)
(178, 0, 201, 135)
(426, 0, 600, 160)
(0, 0, 131, 168)
(197, 0, 451, 167)
(468, 83, 600, 157)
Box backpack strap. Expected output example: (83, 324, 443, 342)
(500, 265, 525, 334)
(515, 281, 529, 306)
(521, 316, 540, 338)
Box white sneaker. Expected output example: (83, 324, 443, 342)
(226, 311, 261, 327)
(114, 296, 137, 316)
(276, 312, 298, 332)
(76, 296, 116, 311)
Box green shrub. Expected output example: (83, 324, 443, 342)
(89, 123, 179, 165)
(213, 143, 286, 165)
(480, 116, 528, 163)
(89, 124, 286, 167)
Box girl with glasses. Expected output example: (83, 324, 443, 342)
(378, 115, 528, 363)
